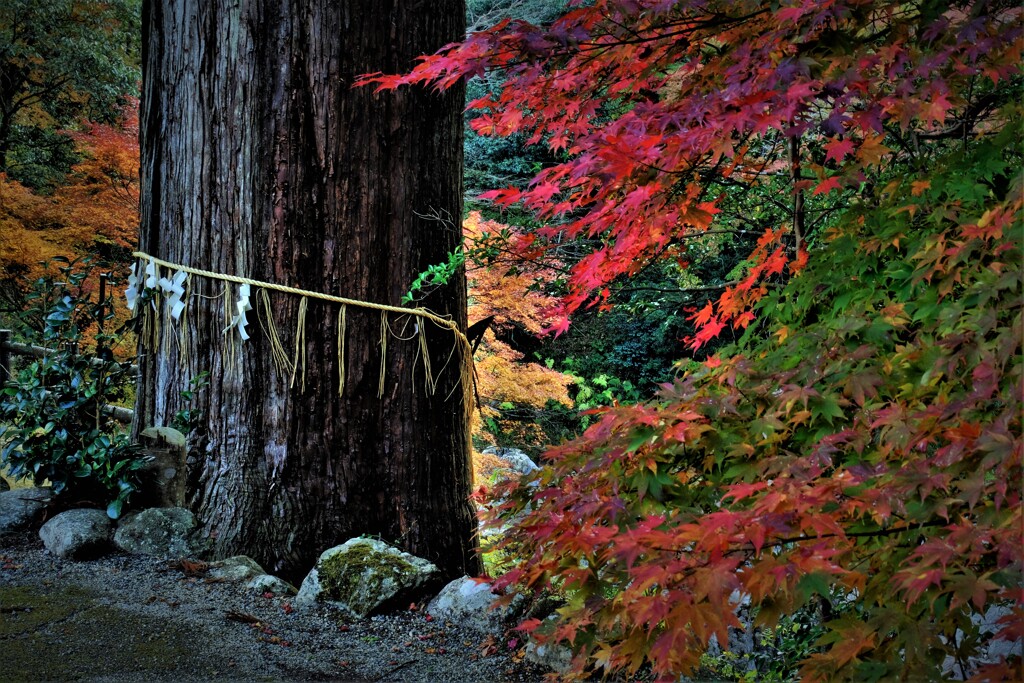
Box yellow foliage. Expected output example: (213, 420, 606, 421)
(471, 449, 515, 484)
(0, 108, 138, 356)
(0, 175, 67, 287)
(476, 336, 572, 407)
(465, 212, 574, 449)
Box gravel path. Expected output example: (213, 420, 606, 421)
(0, 530, 548, 682)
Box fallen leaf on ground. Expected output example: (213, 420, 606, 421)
(225, 609, 261, 624)
(259, 635, 291, 646)
(1, 556, 23, 570)
(171, 558, 209, 576)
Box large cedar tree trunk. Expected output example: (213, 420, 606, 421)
(136, 0, 478, 581)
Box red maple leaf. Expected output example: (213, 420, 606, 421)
(824, 137, 856, 164)
(688, 301, 715, 327)
(813, 176, 843, 196)
(689, 316, 725, 350)
(763, 247, 788, 276)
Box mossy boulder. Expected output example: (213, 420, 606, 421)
(294, 537, 441, 619)
(112, 507, 208, 558)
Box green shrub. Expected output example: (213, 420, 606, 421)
(0, 258, 144, 518)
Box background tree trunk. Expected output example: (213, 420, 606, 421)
(136, 0, 478, 582)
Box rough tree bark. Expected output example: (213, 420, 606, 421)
(136, 0, 478, 581)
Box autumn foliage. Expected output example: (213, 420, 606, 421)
(363, 0, 1021, 336)
(54, 102, 140, 255)
(488, 132, 1022, 680)
(367, 0, 1023, 679)
(465, 211, 573, 449)
(0, 103, 138, 295)
(0, 102, 139, 351)
(0, 176, 66, 291)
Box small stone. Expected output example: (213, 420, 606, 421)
(113, 507, 206, 558)
(427, 576, 525, 635)
(246, 574, 297, 596)
(208, 555, 265, 582)
(481, 446, 540, 475)
(0, 487, 55, 536)
(525, 640, 573, 674)
(39, 508, 114, 559)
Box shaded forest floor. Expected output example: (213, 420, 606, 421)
(0, 530, 547, 682)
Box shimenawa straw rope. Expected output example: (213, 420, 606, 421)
(132, 251, 475, 415)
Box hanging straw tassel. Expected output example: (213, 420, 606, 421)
(177, 276, 191, 369)
(454, 330, 477, 452)
(222, 285, 238, 373)
(378, 312, 390, 398)
(416, 319, 437, 396)
(141, 265, 163, 357)
(130, 251, 482, 413)
(140, 295, 156, 357)
(337, 304, 347, 396)
(257, 288, 293, 377)
(290, 296, 308, 391)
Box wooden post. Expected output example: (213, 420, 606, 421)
(97, 273, 108, 334)
(0, 329, 10, 387)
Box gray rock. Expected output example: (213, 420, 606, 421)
(39, 508, 114, 559)
(705, 591, 755, 658)
(0, 487, 54, 536)
(523, 613, 574, 674)
(113, 507, 206, 558)
(427, 576, 525, 634)
(525, 640, 573, 674)
(247, 573, 298, 596)
(208, 555, 265, 582)
(942, 604, 1023, 677)
(294, 537, 441, 619)
(482, 446, 540, 474)
(975, 604, 1023, 662)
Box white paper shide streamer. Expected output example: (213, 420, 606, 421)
(159, 270, 188, 320)
(125, 258, 159, 311)
(125, 258, 188, 321)
(125, 262, 140, 311)
(144, 259, 158, 289)
(225, 283, 253, 341)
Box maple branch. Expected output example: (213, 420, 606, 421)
(765, 519, 947, 548)
(914, 92, 1005, 141)
(615, 281, 738, 296)
(684, 229, 764, 238)
(635, 519, 949, 559)
(576, 8, 771, 50)
(465, 240, 573, 276)
(789, 133, 805, 253)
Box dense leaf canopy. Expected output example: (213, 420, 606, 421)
(366, 1, 1023, 679)
(0, 0, 139, 186)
